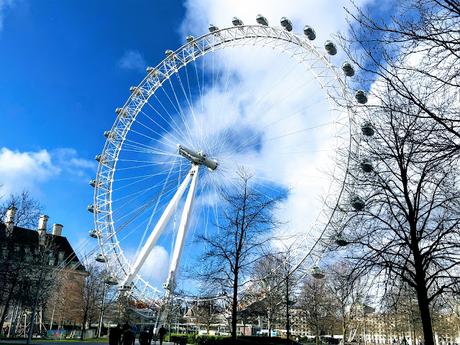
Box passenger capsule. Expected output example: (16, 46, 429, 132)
(325, 40, 337, 55)
(208, 24, 219, 33)
(232, 17, 244, 26)
(335, 234, 349, 247)
(115, 107, 128, 117)
(95, 154, 102, 162)
(355, 90, 368, 104)
(351, 195, 365, 211)
(342, 62, 355, 77)
(104, 130, 112, 138)
(311, 266, 325, 279)
(186, 35, 194, 43)
(95, 253, 107, 263)
(361, 122, 375, 137)
(130, 86, 141, 96)
(87, 204, 95, 213)
(146, 66, 157, 74)
(256, 14, 269, 26)
(360, 159, 374, 173)
(89, 229, 99, 238)
(303, 25, 316, 40)
(104, 275, 119, 286)
(280, 17, 293, 31)
(89, 179, 96, 188)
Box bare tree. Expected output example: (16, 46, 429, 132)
(0, 191, 42, 228)
(326, 262, 366, 343)
(0, 191, 44, 335)
(197, 169, 281, 341)
(189, 298, 224, 334)
(341, 0, 460, 156)
(299, 276, 337, 345)
(340, 81, 460, 345)
(249, 253, 284, 337)
(78, 263, 105, 340)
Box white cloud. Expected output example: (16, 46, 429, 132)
(176, 0, 373, 258)
(125, 245, 170, 287)
(118, 50, 147, 72)
(0, 147, 96, 195)
(111, 0, 375, 290)
(0, 147, 56, 195)
(0, 0, 15, 32)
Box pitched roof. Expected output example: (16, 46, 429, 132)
(0, 223, 86, 272)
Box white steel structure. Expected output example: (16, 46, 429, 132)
(89, 16, 364, 308)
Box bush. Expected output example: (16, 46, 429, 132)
(168, 333, 197, 344)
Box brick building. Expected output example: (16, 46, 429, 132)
(0, 208, 87, 337)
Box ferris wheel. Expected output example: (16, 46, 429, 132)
(87, 15, 368, 307)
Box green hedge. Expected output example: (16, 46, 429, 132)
(166, 334, 302, 345)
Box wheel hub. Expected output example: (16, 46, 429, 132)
(177, 144, 218, 170)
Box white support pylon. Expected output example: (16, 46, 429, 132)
(159, 164, 199, 325)
(164, 164, 199, 292)
(120, 165, 195, 289)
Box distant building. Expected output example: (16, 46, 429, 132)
(0, 208, 86, 337)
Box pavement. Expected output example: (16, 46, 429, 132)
(0, 341, 176, 345)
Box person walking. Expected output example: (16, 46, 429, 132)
(109, 324, 122, 345)
(139, 327, 150, 345)
(158, 325, 167, 345)
(122, 326, 136, 345)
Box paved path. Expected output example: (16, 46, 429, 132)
(0, 341, 175, 345)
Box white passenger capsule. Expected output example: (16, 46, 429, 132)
(256, 14, 269, 26)
(361, 122, 375, 136)
(335, 234, 349, 247)
(311, 266, 325, 279)
(360, 159, 374, 173)
(351, 195, 365, 211)
(89, 229, 99, 238)
(89, 179, 96, 188)
(325, 40, 337, 55)
(146, 66, 157, 75)
(208, 24, 219, 33)
(355, 90, 368, 104)
(87, 204, 95, 213)
(280, 17, 293, 31)
(303, 25, 316, 40)
(232, 17, 243, 26)
(186, 35, 194, 43)
(104, 275, 119, 285)
(95, 253, 107, 263)
(115, 107, 128, 117)
(342, 62, 355, 77)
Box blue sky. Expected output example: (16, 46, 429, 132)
(0, 0, 186, 244)
(0, 0, 397, 293)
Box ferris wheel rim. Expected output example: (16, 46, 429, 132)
(92, 22, 358, 302)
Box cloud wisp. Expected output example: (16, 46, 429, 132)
(0, 147, 96, 195)
(0, 0, 15, 32)
(118, 50, 147, 73)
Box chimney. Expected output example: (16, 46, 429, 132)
(38, 215, 48, 231)
(5, 206, 16, 236)
(37, 215, 49, 244)
(5, 206, 17, 225)
(52, 223, 63, 237)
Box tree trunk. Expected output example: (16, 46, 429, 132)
(415, 282, 434, 345)
(231, 269, 239, 341)
(0, 279, 16, 333)
(286, 275, 290, 340)
(410, 218, 434, 345)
